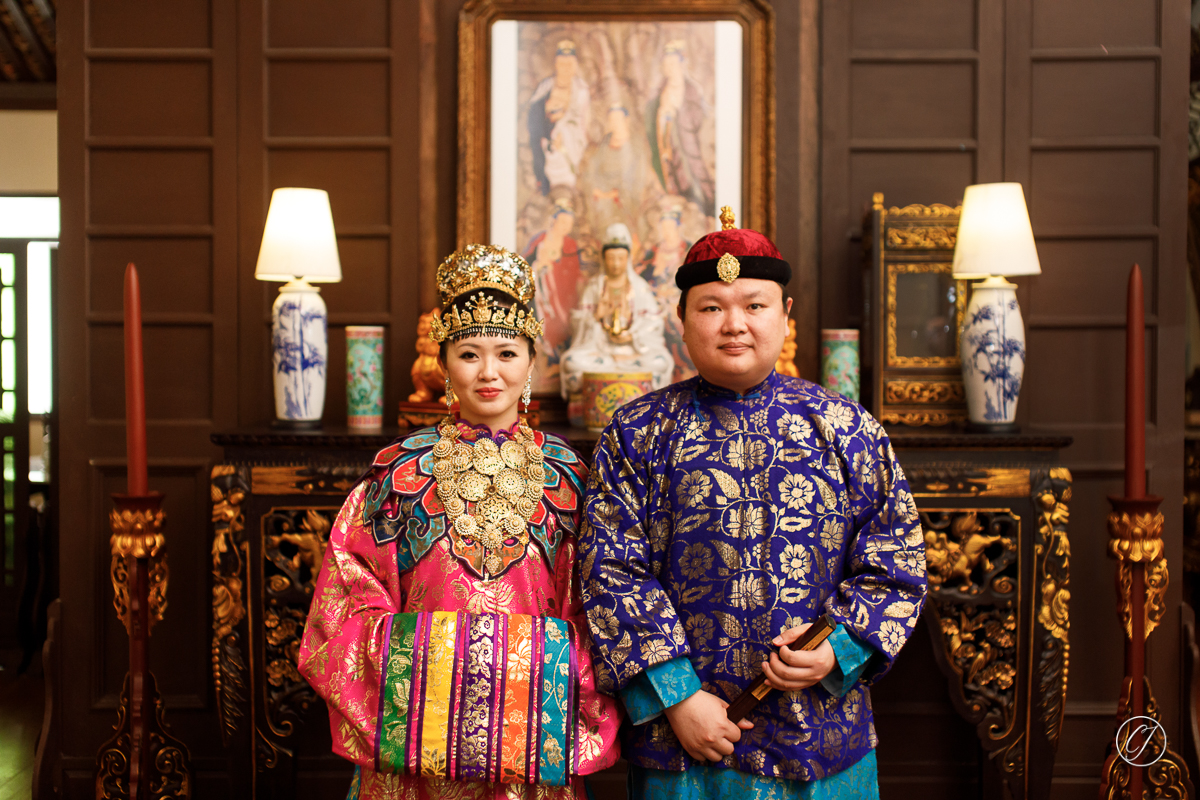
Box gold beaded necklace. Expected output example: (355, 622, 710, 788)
(431, 416, 546, 578)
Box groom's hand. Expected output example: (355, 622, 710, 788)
(663, 689, 754, 762)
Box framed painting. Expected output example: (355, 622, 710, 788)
(459, 0, 775, 394)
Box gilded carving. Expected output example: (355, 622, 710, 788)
(1107, 506, 1167, 639)
(886, 203, 961, 218)
(922, 508, 1020, 753)
(885, 225, 958, 250)
(211, 465, 250, 745)
(95, 673, 192, 800)
(1099, 677, 1194, 800)
(109, 500, 168, 636)
(880, 410, 964, 427)
(252, 465, 359, 497)
(885, 380, 964, 405)
(1032, 468, 1071, 747)
(908, 467, 1031, 498)
(261, 506, 337, 739)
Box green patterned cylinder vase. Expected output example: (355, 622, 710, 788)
(820, 329, 859, 402)
(346, 325, 384, 430)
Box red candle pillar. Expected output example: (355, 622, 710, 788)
(124, 263, 148, 496)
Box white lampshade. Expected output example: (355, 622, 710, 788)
(952, 182, 1041, 280)
(254, 188, 342, 282)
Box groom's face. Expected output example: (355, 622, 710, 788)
(679, 278, 792, 394)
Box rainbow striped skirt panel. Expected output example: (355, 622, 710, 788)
(377, 611, 579, 787)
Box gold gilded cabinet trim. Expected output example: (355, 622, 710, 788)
(885, 262, 967, 368)
(1033, 468, 1070, 747)
(885, 380, 965, 405)
(912, 467, 1031, 498)
(251, 465, 359, 496)
(881, 410, 966, 427)
(886, 203, 961, 218)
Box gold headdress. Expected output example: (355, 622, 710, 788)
(429, 244, 543, 344)
(664, 39, 686, 57)
(556, 39, 577, 56)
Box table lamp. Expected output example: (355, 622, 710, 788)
(255, 188, 342, 428)
(952, 182, 1041, 431)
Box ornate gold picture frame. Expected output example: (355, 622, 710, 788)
(458, 0, 775, 395)
(885, 262, 967, 369)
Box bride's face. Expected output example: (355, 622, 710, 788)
(443, 335, 534, 431)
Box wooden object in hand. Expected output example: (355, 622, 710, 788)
(725, 615, 836, 724)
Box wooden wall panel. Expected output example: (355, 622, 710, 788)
(56, 0, 240, 780)
(88, 62, 214, 137)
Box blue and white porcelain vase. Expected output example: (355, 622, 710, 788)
(271, 279, 328, 426)
(960, 277, 1026, 430)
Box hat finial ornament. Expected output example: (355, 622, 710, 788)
(719, 206, 736, 230)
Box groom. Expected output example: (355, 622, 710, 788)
(579, 210, 927, 799)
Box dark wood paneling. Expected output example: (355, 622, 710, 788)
(1031, 60, 1159, 139)
(1030, 149, 1158, 228)
(850, 0, 977, 50)
(268, 0, 390, 48)
(87, 0, 212, 49)
(267, 60, 390, 137)
(87, 238, 215, 314)
(850, 63, 977, 140)
(88, 150, 214, 226)
(88, 325, 214, 421)
(88, 61, 213, 138)
(1031, 0, 1159, 49)
(266, 149, 391, 227)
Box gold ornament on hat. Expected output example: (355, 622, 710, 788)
(432, 417, 545, 578)
(719, 205, 736, 230)
(429, 244, 543, 344)
(716, 206, 740, 282)
(717, 254, 740, 283)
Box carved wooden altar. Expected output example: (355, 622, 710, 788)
(210, 428, 1071, 799)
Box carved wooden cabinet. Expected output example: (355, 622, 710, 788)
(886, 431, 1072, 800)
(210, 429, 393, 799)
(210, 428, 1071, 799)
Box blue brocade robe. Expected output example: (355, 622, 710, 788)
(579, 372, 928, 782)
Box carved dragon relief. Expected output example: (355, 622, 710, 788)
(211, 465, 251, 746)
(261, 506, 336, 743)
(921, 509, 1022, 771)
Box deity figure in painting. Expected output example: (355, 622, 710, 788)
(523, 199, 583, 389)
(561, 223, 673, 398)
(581, 105, 647, 237)
(646, 40, 714, 221)
(528, 39, 591, 195)
(638, 207, 695, 380)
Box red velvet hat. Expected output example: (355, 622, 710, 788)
(675, 207, 792, 290)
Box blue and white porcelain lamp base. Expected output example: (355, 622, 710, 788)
(270, 279, 328, 429)
(960, 276, 1026, 433)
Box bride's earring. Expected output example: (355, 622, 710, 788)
(522, 375, 532, 414)
(445, 375, 456, 410)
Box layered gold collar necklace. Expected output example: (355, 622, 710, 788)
(431, 416, 546, 578)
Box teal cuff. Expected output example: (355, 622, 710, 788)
(819, 626, 875, 698)
(619, 657, 702, 725)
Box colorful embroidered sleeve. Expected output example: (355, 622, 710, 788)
(298, 485, 402, 767)
(822, 414, 927, 685)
